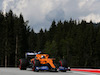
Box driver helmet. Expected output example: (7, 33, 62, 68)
(41, 55, 45, 58)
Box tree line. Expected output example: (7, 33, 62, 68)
(0, 10, 100, 67)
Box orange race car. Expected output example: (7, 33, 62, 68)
(19, 51, 70, 72)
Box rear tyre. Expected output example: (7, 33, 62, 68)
(19, 59, 28, 70)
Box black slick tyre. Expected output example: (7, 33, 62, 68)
(32, 59, 40, 72)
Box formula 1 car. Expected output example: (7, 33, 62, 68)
(19, 51, 70, 72)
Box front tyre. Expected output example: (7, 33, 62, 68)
(32, 59, 40, 72)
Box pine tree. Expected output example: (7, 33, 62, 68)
(28, 29, 37, 51)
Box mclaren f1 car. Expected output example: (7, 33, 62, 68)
(19, 51, 70, 72)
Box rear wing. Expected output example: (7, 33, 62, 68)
(25, 51, 41, 58)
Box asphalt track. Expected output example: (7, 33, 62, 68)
(0, 68, 100, 75)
